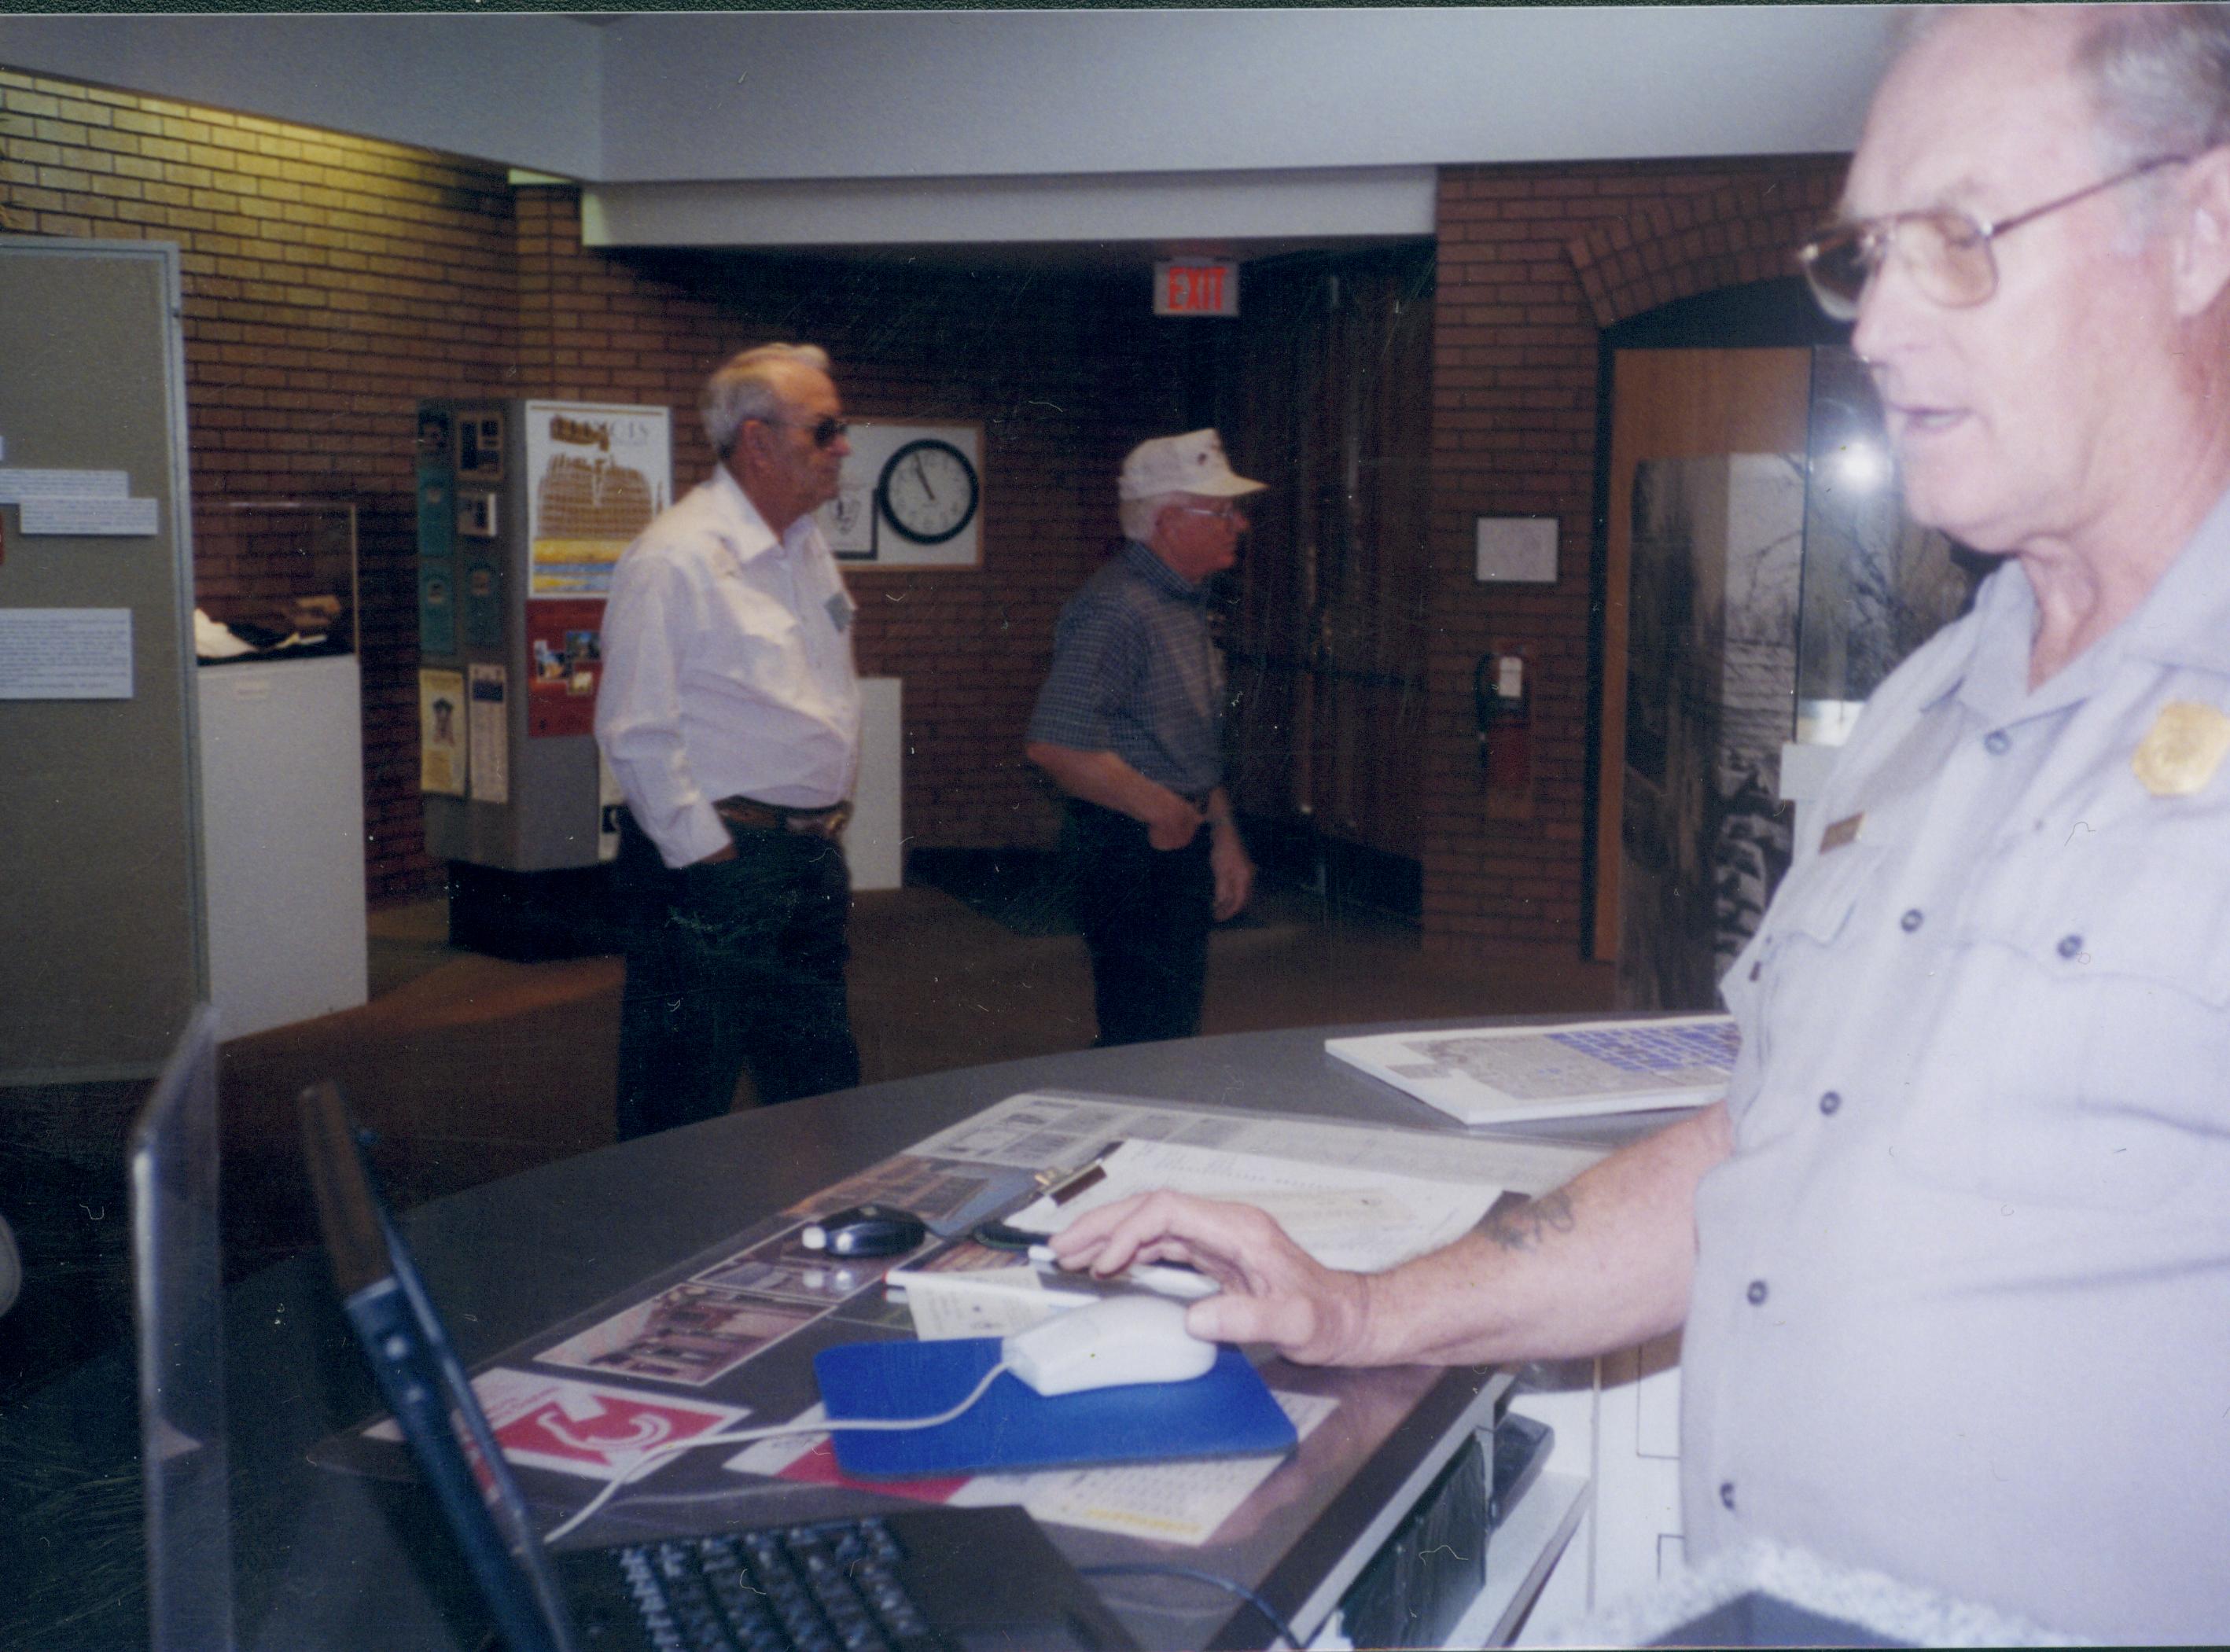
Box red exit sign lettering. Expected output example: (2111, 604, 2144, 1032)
(1154, 259, 1239, 318)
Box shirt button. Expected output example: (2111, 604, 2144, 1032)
(2056, 934, 2084, 960)
(1984, 730, 2011, 755)
(1720, 1481, 1738, 1512)
(1900, 908, 1924, 932)
(1819, 1090, 1842, 1116)
(1746, 1279, 1768, 1305)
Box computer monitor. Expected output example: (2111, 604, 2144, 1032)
(128, 1003, 237, 1652)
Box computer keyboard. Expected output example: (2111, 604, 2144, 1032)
(611, 1517, 935, 1652)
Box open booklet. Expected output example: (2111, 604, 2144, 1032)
(1325, 1014, 1739, 1127)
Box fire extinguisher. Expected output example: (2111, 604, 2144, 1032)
(1474, 650, 1532, 790)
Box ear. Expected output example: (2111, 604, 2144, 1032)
(2171, 145, 2230, 319)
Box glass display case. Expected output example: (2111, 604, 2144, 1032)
(191, 499, 359, 663)
(1794, 349, 1978, 745)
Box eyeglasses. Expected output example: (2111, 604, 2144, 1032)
(758, 415, 850, 449)
(1797, 153, 2192, 321)
(1173, 502, 1248, 524)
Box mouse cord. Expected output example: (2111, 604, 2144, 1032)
(543, 1359, 1012, 1546)
(1079, 1562, 1301, 1651)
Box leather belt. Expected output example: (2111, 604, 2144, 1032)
(713, 796, 853, 839)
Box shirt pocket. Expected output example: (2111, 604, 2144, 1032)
(1897, 844, 2230, 1209)
(1724, 839, 1884, 1123)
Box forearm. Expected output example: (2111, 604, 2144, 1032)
(1346, 1102, 1733, 1367)
(1026, 741, 1187, 825)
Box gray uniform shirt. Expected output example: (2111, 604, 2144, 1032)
(1685, 489, 2230, 1643)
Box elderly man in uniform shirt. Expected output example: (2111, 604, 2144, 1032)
(1025, 431, 1265, 1046)
(597, 343, 863, 1142)
(1054, 8, 2230, 1639)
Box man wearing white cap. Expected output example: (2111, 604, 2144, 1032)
(1025, 430, 1268, 1046)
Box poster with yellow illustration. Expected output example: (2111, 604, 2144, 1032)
(524, 401, 672, 599)
(418, 668, 466, 796)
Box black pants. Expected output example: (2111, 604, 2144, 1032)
(613, 809, 860, 1142)
(1063, 799, 1215, 1047)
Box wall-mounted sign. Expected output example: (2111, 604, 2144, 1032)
(1474, 517, 1559, 584)
(1154, 259, 1240, 318)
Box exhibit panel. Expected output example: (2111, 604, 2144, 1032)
(0, 236, 204, 1080)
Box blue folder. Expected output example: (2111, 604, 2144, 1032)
(814, 1335, 1298, 1479)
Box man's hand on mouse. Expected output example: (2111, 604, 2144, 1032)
(1048, 1190, 1372, 1366)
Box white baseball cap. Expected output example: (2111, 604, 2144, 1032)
(1118, 429, 1268, 501)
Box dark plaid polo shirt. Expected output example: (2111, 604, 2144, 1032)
(1026, 539, 1225, 797)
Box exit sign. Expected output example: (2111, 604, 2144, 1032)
(1154, 259, 1239, 318)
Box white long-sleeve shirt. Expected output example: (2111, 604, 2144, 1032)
(595, 466, 861, 868)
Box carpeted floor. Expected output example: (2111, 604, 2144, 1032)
(0, 877, 1614, 1404)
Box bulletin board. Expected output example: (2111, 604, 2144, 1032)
(816, 419, 984, 569)
(0, 237, 205, 1080)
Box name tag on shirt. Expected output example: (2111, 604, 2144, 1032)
(826, 591, 854, 635)
(1820, 812, 1864, 852)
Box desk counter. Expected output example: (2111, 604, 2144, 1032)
(5, 1022, 1637, 1650)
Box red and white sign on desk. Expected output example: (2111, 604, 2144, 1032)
(1154, 259, 1239, 318)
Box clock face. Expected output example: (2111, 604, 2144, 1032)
(877, 438, 980, 546)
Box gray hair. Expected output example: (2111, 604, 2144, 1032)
(1883, 6, 2230, 237)
(1119, 492, 1178, 543)
(700, 343, 833, 458)
(2075, 4, 2230, 172)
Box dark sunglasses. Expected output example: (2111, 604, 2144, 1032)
(759, 415, 851, 450)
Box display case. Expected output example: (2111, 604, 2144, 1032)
(192, 498, 359, 664)
(192, 500, 368, 1039)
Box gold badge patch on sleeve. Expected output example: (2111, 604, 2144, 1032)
(2132, 701, 2230, 797)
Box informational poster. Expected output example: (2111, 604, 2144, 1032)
(524, 598, 603, 739)
(467, 662, 508, 804)
(524, 401, 668, 599)
(0, 607, 133, 699)
(418, 667, 466, 795)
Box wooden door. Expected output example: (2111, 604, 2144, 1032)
(1220, 246, 1435, 873)
(1592, 348, 1812, 969)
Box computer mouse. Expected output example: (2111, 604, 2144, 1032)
(800, 1204, 927, 1259)
(1003, 1293, 1218, 1396)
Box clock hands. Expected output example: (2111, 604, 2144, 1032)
(911, 452, 936, 501)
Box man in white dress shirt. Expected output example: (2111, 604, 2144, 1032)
(1053, 8, 2230, 1638)
(597, 344, 864, 1140)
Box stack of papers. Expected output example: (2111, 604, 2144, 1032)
(1326, 1014, 1739, 1127)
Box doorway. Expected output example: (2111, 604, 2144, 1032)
(1216, 244, 1437, 915)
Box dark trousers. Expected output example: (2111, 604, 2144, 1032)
(613, 809, 860, 1142)
(1063, 799, 1215, 1047)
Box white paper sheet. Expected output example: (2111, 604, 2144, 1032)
(19, 495, 160, 536)
(0, 467, 127, 502)
(0, 607, 132, 699)
(723, 1391, 1339, 1548)
(1006, 1138, 1502, 1275)
(890, 1264, 1091, 1340)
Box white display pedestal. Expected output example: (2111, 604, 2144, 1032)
(845, 677, 902, 892)
(197, 653, 369, 1039)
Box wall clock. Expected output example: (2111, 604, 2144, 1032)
(877, 437, 980, 546)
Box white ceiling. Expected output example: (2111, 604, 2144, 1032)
(0, 9, 1892, 254)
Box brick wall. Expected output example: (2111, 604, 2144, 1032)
(510, 190, 1190, 851)
(1, 66, 517, 903)
(5, 61, 1850, 949)
(2, 66, 1190, 902)
(1423, 156, 1845, 955)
